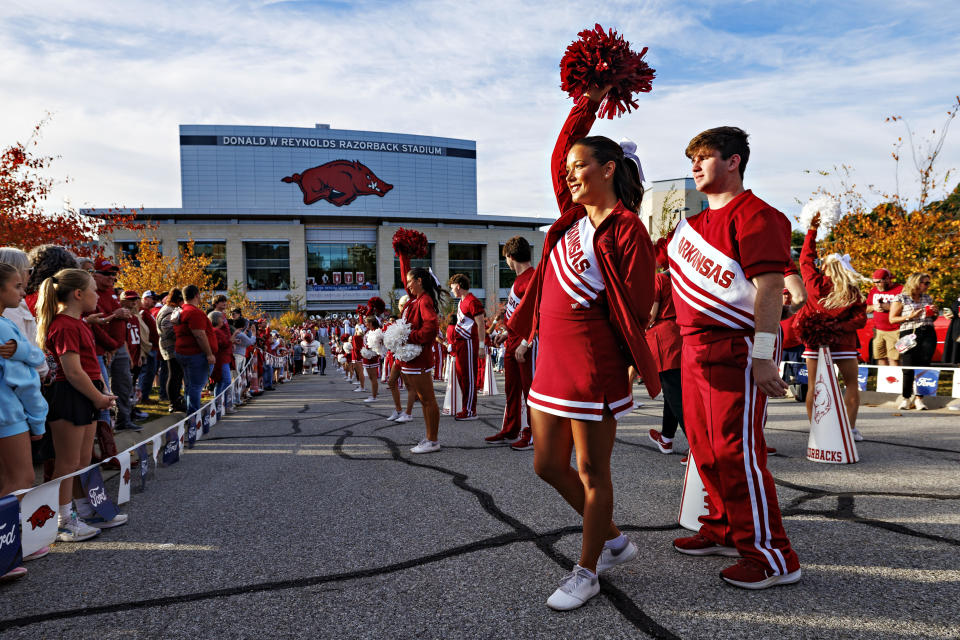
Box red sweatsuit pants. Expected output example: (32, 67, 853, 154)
(454, 337, 479, 415)
(500, 338, 536, 435)
(682, 335, 800, 575)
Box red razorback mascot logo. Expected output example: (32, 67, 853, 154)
(27, 505, 56, 530)
(282, 160, 393, 207)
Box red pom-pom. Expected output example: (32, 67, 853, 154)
(392, 228, 429, 259)
(367, 296, 386, 315)
(794, 308, 847, 348)
(560, 24, 656, 119)
(356, 305, 369, 318)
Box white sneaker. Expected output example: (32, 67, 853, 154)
(57, 511, 101, 542)
(948, 404, 960, 411)
(850, 427, 864, 442)
(597, 539, 638, 573)
(410, 439, 440, 454)
(546, 565, 600, 610)
(353, 387, 366, 393)
(914, 396, 928, 411)
(363, 396, 376, 403)
(897, 396, 914, 410)
(395, 413, 413, 423)
(386, 410, 401, 421)
(83, 512, 129, 529)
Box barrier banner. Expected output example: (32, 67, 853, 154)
(796, 364, 808, 384)
(151, 434, 163, 467)
(954, 373, 960, 399)
(857, 366, 869, 391)
(161, 428, 180, 466)
(915, 369, 939, 397)
(135, 444, 151, 492)
(79, 466, 120, 521)
(876, 366, 902, 394)
(18, 480, 58, 557)
(116, 451, 132, 505)
(187, 415, 198, 448)
(0, 495, 22, 576)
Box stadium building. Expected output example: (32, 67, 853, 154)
(87, 123, 548, 313)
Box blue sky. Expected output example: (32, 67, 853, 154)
(1, 0, 958, 223)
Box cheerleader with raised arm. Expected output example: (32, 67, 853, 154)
(798, 212, 867, 439)
(507, 84, 660, 610)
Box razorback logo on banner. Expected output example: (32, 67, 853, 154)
(281, 160, 393, 207)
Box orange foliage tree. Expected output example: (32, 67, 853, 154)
(114, 234, 218, 308)
(0, 117, 142, 255)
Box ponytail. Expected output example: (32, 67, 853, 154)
(573, 136, 645, 213)
(36, 268, 94, 351)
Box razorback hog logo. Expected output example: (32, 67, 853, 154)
(28, 505, 56, 530)
(282, 160, 393, 207)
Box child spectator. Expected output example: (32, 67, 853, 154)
(36, 268, 124, 542)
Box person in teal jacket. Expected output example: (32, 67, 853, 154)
(0, 262, 48, 500)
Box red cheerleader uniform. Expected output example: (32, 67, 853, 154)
(507, 96, 660, 421)
(660, 188, 800, 577)
(797, 228, 866, 360)
(400, 294, 439, 375)
(501, 267, 537, 435)
(433, 335, 444, 381)
(350, 332, 363, 364)
(454, 292, 484, 415)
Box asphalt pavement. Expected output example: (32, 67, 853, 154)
(1, 367, 958, 639)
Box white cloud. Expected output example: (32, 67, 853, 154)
(1, 0, 958, 224)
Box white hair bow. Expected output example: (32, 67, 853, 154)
(427, 266, 441, 288)
(828, 253, 857, 274)
(619, 138, 645, 183)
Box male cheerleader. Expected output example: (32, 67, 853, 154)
(663, 126, 801, 589)
(486, 236, 536, 448)
(448, 273, 484, 420)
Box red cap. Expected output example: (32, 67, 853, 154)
(94, 257, 119, 273)
(872, 268, 891, 280)
(121, 290, 139, 300)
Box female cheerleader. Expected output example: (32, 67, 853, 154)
(507, 85, 660, 610)
(800, 213, 867, 439)
(402, 267, 443, 453)
(361, 315, 382, 403)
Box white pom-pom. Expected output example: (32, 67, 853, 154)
(393, 343, 423, 362)
(383, 319, 413, 353)
(337, 355, 346, 364)
(360, 347, 377, 359)
(800, 196, 841, 230)
(343, 343, 353, 354)
(366, 328, 386, 356)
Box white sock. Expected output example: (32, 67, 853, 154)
(605, 533, 628, 551)
(661, 434, 673, 443)
(59, 503, 73, 523)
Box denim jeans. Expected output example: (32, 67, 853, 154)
(263, 363, 274, 389)
(215, 363, 232, 408)
(176, 352, 213, 418)
(97, 355, 112, 424)
(137, 351, 158, 400)
(157, 357, 169, 401)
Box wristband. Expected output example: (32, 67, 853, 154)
(752, 332, 776, 361)
(520, 339, 529, 348)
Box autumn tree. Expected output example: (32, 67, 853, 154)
(226, 280, 264, 320)
(810, 97, 960, 306)
(114, 234, 218, 308)
(0, 116, 142, 255)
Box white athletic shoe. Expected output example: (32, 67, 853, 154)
(57, 511, 101, 542)
(546, 565, 600, 611)
(353, 387, 366, 393)
(83, 512, 129, 529)
(410, 439, 440, 454)
(851, 427, 864, 442)
(386, 410, 401, 421)
(363, 396, 376, 403)
(395, 413, 413, 423)
(897, 396, 914, 410)
(914, 396, 928, 411)
(597, 539, 639, 573)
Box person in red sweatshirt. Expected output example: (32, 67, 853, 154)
(798, 213, 867, 439)
(448, 273, 484, 420)
(91, 257, 136, 433)
(487, 236, 537, 449)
